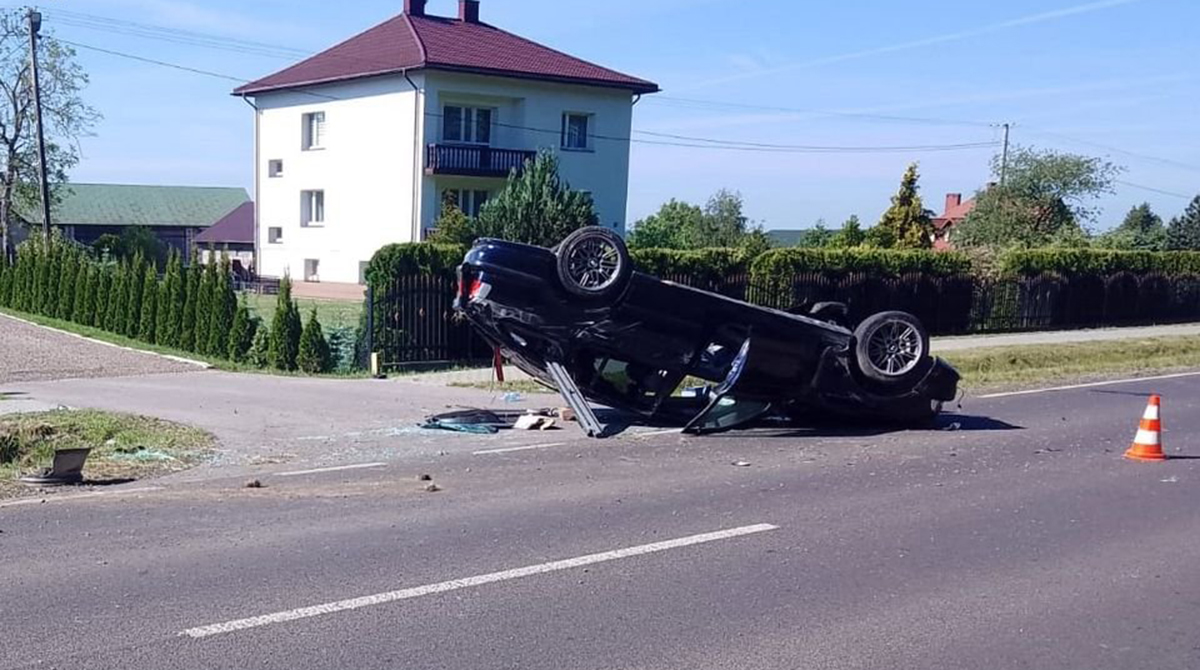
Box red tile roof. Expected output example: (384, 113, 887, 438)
(195, 201, 254, 245)
(234, 13, 658, 96)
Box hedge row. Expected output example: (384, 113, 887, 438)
(0, 235, 333, 373)
(997, 249, 1200, 277)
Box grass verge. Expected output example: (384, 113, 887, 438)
(446, 336, 1200, 395)
(942, 335, 1200, 389)
(242, 293, 362, 330)
(0, 409, 216, 499)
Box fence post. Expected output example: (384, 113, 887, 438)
(365, 283, 375, 366)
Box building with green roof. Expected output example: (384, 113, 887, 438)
(19, 183, 251, 263)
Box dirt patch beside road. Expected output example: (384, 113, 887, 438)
(0, 313, 199, 384)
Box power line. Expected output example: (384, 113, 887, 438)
(1115, 180, 1193, 199)
(646, 95, 995, 128)
(63, 38, 1001, 155)
(1024, 127, 1200, 173)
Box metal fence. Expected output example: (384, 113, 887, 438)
(368, 271, 1200, 366)
(368, 273, 492, 368)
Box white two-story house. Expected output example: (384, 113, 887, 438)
(234, 0, 658, 285)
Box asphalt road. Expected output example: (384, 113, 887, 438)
(2, 374, 1200, 669)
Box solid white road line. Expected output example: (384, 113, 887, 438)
(473, 442, 567, 455)
(181, 523, 779, 639)
(275, 463, 388, 477)
(977, 370, 1200, 399)
(0, 486, 163, 509)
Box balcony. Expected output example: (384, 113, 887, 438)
(425, 144, 536, 178)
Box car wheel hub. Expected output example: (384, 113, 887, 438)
(866, 321, 922, 376)
(567, 239, 622, 291)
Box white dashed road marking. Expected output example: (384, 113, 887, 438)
(181, 523, 779, 638)
(473, 442, 567, 455)
(275, 463, 388, 477)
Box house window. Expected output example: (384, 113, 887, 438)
(442, 189, 490, 217)
(301, 190, 325, 226)
(302, 112, 326, 150)
(304, 259, 320, 283)
(562, 113, 592, 150)
(268, 227, 283, 244)
(268, 160, 283, 178)
(443, 105, 492, 145)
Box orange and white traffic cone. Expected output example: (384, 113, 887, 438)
(1125, 395, 1166, 462)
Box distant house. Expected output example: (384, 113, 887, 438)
(21, 183, 251, 263)
(195, 201, 255, 269)
(931, 192, 977, 250)
(234, 0, 659, 285)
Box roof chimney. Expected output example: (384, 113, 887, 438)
(944, 193, 962, 213)
(405, 0, 427, 16)
(459, 0, 480, 23)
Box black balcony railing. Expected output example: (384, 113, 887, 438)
(425, 144, 536, 178)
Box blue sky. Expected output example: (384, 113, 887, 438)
(31, 0, 1200, 232)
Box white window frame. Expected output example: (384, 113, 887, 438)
(267, 227, 283, 244)
(304, 258, 320, 283)
(301, 190, 325, 227)
(302, 111, 326, 150)
(561, 112, 593, 151)
(442, 105, 493, 145)
(268, 159, 284, 178)
(442, 188, 491, 217)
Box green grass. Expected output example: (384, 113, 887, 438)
(447, 336, 1200, 395)
(942, 336, 1200, 389)
(0, 307, 368, 378)
(0, 410, 216, 498)
(242, 292, 363, 330)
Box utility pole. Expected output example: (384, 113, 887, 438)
(999, 122, 1011, 186)
(27, 8, 52, 243)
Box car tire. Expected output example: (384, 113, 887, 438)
(555, 226, 632, 300)
(853, 311, 931, 386)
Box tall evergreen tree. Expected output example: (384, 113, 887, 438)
(474, 151, 599, 246)
(1166, 196, 1200, 251)
(94, 269, 112, 329)
(160, 251, 183, 347)
(180, 262, 201, 351)
(123, 255, 145, 337)
(75, 266, 97, 326)
(877, 163, 933, 250)
(56, 250, 77, 320)
(156, 250, 179, 345)
(195, 257, 218, 355)
(268, 275, 302, 371)
(297, 308, 332, 374)
(0, 258, 9, 307)
(206, 254, 236, 357)
(39, 241, 59, 315)
(106, 262, 128, 333)
(138, 263, 159, 342)
(227, 299, 257, 363)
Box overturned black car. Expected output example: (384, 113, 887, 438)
(454, 227, 960, 436)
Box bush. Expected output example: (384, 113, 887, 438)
(749, 247, 972, 278)
(997, 249, 1200, 277)
(268, 276, 302, 370)
(365, 242, 465, 285)
(629, 247, 752, 281)
(297, 308, 332, 374)
(326, 325, 357, 373)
